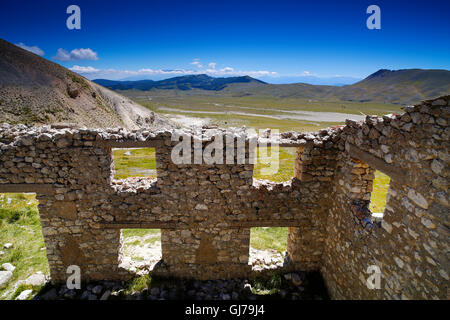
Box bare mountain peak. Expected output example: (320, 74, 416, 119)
(366, 69, 392, 78)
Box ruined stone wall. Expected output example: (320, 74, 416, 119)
(0, 95, 448, 299)
(0, 125, 334, 282)
(321, 96, 449, 299)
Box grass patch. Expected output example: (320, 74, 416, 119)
(119, 275, 178, 297)
(369, 170, 390, 213)
(122, 274, 152, 295)
(250, 227, 288, 253)
(129, 240, 142, 246)
(253, 147, 295, 182)
(250, 274, 284, 296)
(121, 229, 161, 259)
(10, 282, 45, 300)
(122, 228, 160, 238)
(67, 72, 90, 90)
(112, 148, 157, 180)
(144, 238, 160, 245)
(0, 193, 49, 300)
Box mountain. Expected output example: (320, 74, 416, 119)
(336, 69, 450, 104)
(261, 75, 362, 86)
(222, 69, 450, 104)
(96, 69, 450, 105)
(0, 39, 173, 129)
(94, 74, 266, 91)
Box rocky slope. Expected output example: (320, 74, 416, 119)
(0, 39, 173, 130)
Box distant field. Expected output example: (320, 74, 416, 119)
(112, 147, 295, 182)
(118, 89, 402, 132)
(113, 148, 157, 179)
(250, 227, 289, 253)
(369, 171, 390, 213)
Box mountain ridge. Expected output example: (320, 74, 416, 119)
(94, 69, 450, 105)
(94, 74, 266, 91)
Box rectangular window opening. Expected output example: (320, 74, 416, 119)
(119, 228, 162, 274)
(253, 147, 295, 183)
(112, 148, 157, 180)
(369, 170, 391, 220)
(249, 227, 288, 271)
(0, 193, 50, 298)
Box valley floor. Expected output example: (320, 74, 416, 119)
(123, 91, 403, 131)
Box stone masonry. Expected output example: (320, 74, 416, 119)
(0, 95, 448, 299)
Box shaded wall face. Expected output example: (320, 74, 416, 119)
(322, 97, 449, 300)
(159, 228, 252, 279)
(135, 141, 334, 279)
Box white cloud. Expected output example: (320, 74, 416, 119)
(190, 60, 203, 68)
(15, 42, 45, 56)
(69, 64, 278, 80)
(54, 48, 99, 61)
(220, 67, 234, 73)
(208, 62, 216, 69)
(69, 65, 100, 73)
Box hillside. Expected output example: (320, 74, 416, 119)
(337, 69, 450, 104)
(0, 39, 173, 129)
(96, 69, 450, 105)
(222, 69, 450, 104)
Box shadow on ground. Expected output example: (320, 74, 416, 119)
(34, 271, 329, 300)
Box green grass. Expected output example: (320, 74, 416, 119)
(250, 227, 289, 253)
(122, 274, 152, 295)
(67, 72, 90, 90)
(122, 228, 160, 238)
(144, 238, 159, 245)
(112, 148, 157, 179)
(0, 193, 49, 300)
(122, 229, 161, 246)
(369, 171, 390, 213)
(251, 274, 284, 296)
(253, 147, 295, 182)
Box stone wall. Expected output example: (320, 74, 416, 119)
(321, 96, 449, 299)
(0, 95, 448, 299)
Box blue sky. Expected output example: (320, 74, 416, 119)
(1, 0, 449, 84)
